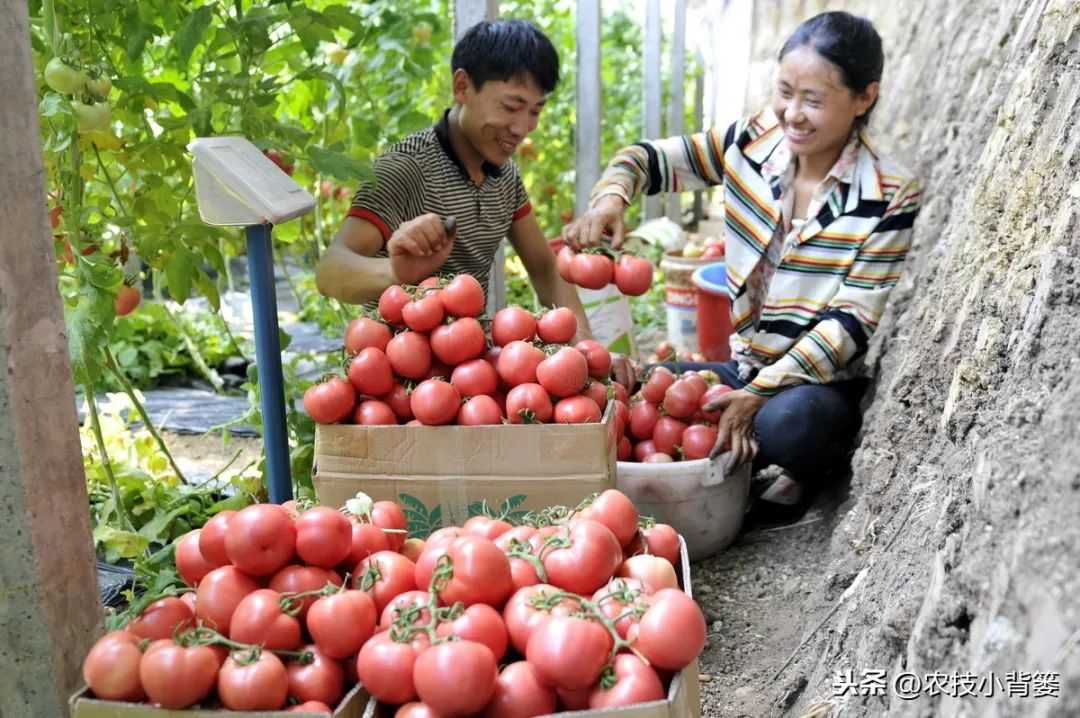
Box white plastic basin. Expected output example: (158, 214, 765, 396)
(617, 458, 750, 561)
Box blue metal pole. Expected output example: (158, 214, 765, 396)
(245, 224, 293, 503)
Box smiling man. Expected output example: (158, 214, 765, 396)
(315, 19, 592, 343)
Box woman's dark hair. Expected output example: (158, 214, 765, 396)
(779, 11, 883, 127)
(452, 20, 560, 94)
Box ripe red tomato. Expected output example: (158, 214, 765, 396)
(287, 644, 345, 707)
(269, 565, 342, 621)
(588, 653, 665, 708)
(553, 395, 602, 424)
(413, 640, 498, 717)
(702, 244, 724, 259)
(457, 395, 503, 425)
(641, 523, 681, 565)
(579, 490, 639, 546)
(303, 377, 355, 424)
(542, 520, 623, 594)
(570, 253, 614, 290)
(451, 359, 498, 398)
(198, 510, 236, 568)
(224, 503, 296, 576)
(463, 515, 513, 541)
(383, 382, 415, 421)
(394, 702, 440, 718)
(614, 254, 654, 297)
(700, 383, 733, 422)
(682, 423, 718, 460)
(371, 500, 408, 552)
(437, 536, 514, 608)
(345, 317, 392, 354)
(126, 596, 194, 641)
(218, 650, 289, 710)
(491, 307, 537, 346)
(525, 615, 613, 690)
(434, 603, 509, 661)
(139, 642, 220, 708)
(341, 521, 390, 572)
(175, 530, 216, 586)
(617, 435, 632, 460)
(83, 631, 145, 701)
(378, 589, 434, 632)
(287, 700, 335, 713)
(195, 565, 260, 635)
(379, 285, 412, 326)
(496, 341, 545, 387)
(430, 317, 486, 366)
(387, 332, 433, 380)
(662, 380, 699, 419)
(641, 368, 675, 404)
(536, 306, 577, 344)
(575, 339, 612, 380)
(115, 285, 142, 316)
(502, 584, 581, 654)
(356, 631, 428, 704)
(652, 416, 689, 456)
(536, 347, 588, 398)
(556, 246, 576, 282)
(295, 506, 352, 568)
(402, 295, 445, 332)
(355, 550, 418, 613)
(632, 440, 657, 462)
(307, 590, 377, 659)
(681, 372, 709, 398)
(230, 589, 302, 650)
(629, 401, 661, 440)
(505, 382, 553, 424)
(439, 274, 485, 317)
(353, 399, 398, 425)
(348, 347, 394, 398)
(591, 577, 647, 639)
(644, 452, 674, 463)
(634, 588, 706, 670)
(410, 378, 461, 425)
(486, 661, 558, 718)
(583, 379, 610, 411)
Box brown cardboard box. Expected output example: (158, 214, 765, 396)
(70, 682, 368, 717)
(313, 404, 617, 534)
(361, 537, 702, 718)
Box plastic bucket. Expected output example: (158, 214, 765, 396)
(617, 459, 750, 560)
(659, 253, 710, 353)
(692, 262, 733, 362)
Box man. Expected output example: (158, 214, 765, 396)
(316, 21, 604, 348)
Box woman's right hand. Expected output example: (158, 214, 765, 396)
(561, 194, 628, 250)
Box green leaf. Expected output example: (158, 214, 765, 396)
(39, 93, 69, 118)
(93, 525, 150, 561)
(174, 6, 214, 66)
(307, 147, 375, 184)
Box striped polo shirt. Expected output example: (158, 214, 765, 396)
(592, 110, 921, 396)
(348, 110, 532, 295)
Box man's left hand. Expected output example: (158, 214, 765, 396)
(706, 389, 769, 473)
(609, 353, 637, 392)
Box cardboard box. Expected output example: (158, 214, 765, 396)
(361, 537, 701, 718)
(313, 404, 618, 535)
(70, 682, 369, 717)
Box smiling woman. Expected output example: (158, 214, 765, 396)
(564, 11, 922, 527)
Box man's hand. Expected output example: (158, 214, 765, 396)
(707, 389, 769, 473)
(388, 214, 455, 285)
(609, 353, 638, 393)
(562, 195, 628, 250)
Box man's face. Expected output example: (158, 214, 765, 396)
(454, 71, 548, 166)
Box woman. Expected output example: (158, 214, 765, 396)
(564, 12, 921, 524)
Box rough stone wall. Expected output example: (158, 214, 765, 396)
(747, 1, 1080, 715)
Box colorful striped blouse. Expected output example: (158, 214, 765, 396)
(591, 111, 921, 396)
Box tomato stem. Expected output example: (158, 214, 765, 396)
(279, 581, 340, 614)
(505, 539, 548, 582)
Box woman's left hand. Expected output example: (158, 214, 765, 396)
(706, 389, 769, 472)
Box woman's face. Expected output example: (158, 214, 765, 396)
(771, 46, 878, 163)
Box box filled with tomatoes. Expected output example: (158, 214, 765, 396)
(311, 274, 620, 534)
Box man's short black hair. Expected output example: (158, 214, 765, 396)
(451, 19, 560, 94)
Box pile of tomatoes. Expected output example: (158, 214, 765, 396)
(303, 274, 617, 427)
(81, 489, 705, 716)
(617, 367, 734, 464)
(552, 243, 654, 297)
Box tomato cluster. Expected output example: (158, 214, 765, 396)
(552, 245, 654, 297)
(303, 274, 617, 427)
(82, 490, 705, 715)
(616, 367, 735, 463)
